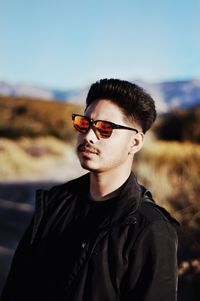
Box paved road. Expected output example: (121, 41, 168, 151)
(0, 181, 63, 293)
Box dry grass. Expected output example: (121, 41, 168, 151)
(0, 137, 78, 181)
(0, 95, 83, 140)
(134, 140, 200, 217)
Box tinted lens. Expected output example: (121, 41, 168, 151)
(73, 116, 90, 133)
(95, 121, 113, 138)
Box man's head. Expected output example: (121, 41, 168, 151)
(74, 78, 156, 174)
(86, 78, 156, 133)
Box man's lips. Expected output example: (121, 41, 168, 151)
(77, 144, 99, 155)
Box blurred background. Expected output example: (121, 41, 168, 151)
(0, 0, 200, 299)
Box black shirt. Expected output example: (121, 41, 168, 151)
(36, 195, 119, 299)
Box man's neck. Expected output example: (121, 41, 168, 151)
(89, 167, 132, 202)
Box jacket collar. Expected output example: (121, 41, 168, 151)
(78, 172, 142, 229)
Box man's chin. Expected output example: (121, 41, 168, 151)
(79, 160, 99, 172)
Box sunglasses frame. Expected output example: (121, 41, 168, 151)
(72, 114, 139, 138)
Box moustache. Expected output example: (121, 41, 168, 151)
(77, 143, 100, 155)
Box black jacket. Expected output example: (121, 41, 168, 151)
(1, 172, 179, 301)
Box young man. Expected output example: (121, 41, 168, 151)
(1, 79, 179, 301)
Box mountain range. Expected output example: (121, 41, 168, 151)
(0, 79, 200, 113)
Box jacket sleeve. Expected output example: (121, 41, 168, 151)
(0, 217, 35, 301)
(122, 220, 178, 301)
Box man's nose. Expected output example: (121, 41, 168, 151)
(84, 126, 100, 143)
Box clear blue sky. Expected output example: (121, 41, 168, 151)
(0, 0, 199, 89)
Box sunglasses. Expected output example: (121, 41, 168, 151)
(72, 114, 139, 139)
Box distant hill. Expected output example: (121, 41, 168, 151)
(0, 81, 87, 104)
(0, 79, 200, 113)
(135, 80, 200, 113)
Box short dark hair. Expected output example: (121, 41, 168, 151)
(86, 78, 157, 133)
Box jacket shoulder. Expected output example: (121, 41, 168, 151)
(31, 173, 90, 244)
(35, 172, 90, 209)
(49, 172, 89, 194)
(137, 201, 179, 227)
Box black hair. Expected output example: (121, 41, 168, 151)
(86, 78, 157, 133)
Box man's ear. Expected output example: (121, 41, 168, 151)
(129, 132, 144, 154)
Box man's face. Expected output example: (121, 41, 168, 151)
(76, 99, 141, 174)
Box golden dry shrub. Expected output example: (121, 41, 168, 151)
(0, 95, 83, 140)
(134, 140, 200, 220)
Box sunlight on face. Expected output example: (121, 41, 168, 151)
(76, 99, 141, 173)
